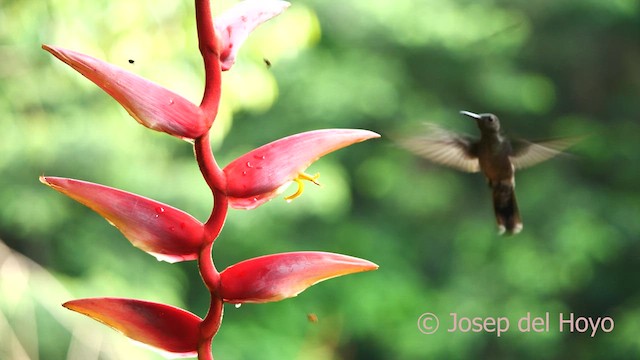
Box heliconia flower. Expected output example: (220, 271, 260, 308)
(219, 251, 378, 304)
(223, 129, 380, 209)
(42, 44, 209, 140)
(40, 176, 204, 263)
(214, 0, 291, 71)
(63, 298, 201, 357)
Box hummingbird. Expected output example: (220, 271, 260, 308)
(401, 110, 579, 235)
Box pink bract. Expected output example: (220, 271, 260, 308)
(64, 298, 202, 357)
(42, 44, 209, 140)
(214, 0, 291, 70)
(224, 129, 380, 209)
(220, 251, 379, 303)
(41, 176, 204, 263)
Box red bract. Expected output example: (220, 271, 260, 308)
(224, 129, 380, 209)
(214, 0, 291, 71)
(63, 298, 201, 357)
(42, 45, 209, 140)
(40, 176, 204, 263)
(220, 252, 378, 303)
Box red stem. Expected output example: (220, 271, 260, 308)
(194, 131, 228, 241)
(195, 0, 222, 116)
(195, 132, 226, 195)
(196, 240, 225, 360)
(197, 337, 214, 360)
(194, 2, 227, 359)
(193, 131, 228, 360)
(198, 291, 224, 359)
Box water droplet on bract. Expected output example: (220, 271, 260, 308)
(242, 171, 247, 175)
(253, 154, 266, 160)
(168, 98, 175, 105)
(154, 207, 165, 218)
(246, 161, 253, 168)
(235, 303, 242, 309)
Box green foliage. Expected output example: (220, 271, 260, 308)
(1, 0, 639, 359)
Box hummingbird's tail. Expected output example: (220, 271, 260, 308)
(491, 182, 523, 235)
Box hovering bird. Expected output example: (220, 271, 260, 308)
(401, 111, 579, 235)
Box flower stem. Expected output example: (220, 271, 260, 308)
(194, 132, 228, 359)
(193, 98, 228, 360)
(194, 132, 226, 195)
(198, 294, 224, 359)
(197, 238, 224, 360)
(194, 2, 230, 359)
(195, 0, 222, 116)
(197, 337, 214, 360)
(194, 131, 228, 242)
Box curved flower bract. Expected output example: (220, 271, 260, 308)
(42, 44, 209, 140)
(40, 176, 204, 263)
(214, 0, 291, 70)
(64, 298, 201, 357)
(220, 251, 378, 303)
(224, 129, 380, 209)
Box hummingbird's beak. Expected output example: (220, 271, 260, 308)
(459, 110, 481, 119)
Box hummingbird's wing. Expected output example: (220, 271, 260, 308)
(509, 137, 580, 169)
(399, 123, 481, 173)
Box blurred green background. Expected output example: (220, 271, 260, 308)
(1, 0, 639, 359)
